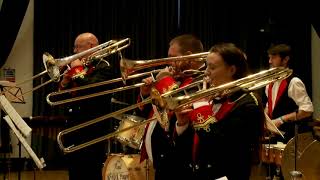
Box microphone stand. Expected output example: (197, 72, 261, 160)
(289, 122, 303, 180)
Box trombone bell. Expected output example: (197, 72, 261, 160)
(43, 53, 61, 82)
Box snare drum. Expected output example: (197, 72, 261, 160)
(261, 144, 275, 164)
(273, 143, 286, 166)
(261, 143, 286, 166)
(116, 115, 146, 149)
(102, 154, 154, 180)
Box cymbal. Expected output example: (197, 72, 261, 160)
(281, 132, 314, 180)
(299, 140, 320, 179)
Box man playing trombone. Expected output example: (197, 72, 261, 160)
(59, 32, 113, 180)
(137, 34, 205, 180)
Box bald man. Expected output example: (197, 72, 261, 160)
(60, 33, 99, 87)
(59, 32, 113, 180)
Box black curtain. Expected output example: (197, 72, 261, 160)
(33, 0, 178, 116)
(34, 1, 313, 116)
(179, 2, 312, 92)
(0, 0, 30, 67)
(0, 0, 29, 154)
(33, 0, 178, 169)
(33, 0, 314, 169)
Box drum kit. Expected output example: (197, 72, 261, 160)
(262, 120, 320, 180)
(102, 154, 154, 180)
(102, 114, 155, 180)
(28, 38, 301, 179)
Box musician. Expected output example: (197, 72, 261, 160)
(174, 43, 265, 179)
(59, 32, 113, 180)
(265, 44, 313, 143)
(137, 34, 204, 180)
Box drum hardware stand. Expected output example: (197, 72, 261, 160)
(265, 132, 272, 180)
(145, 157, 150, 180)
(107, 139, 111, 156)
(289, 123, 303, 180)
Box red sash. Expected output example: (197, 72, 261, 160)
(139, 77, 193, 163)
(267, 80, 288, 118)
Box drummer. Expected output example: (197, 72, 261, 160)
(264, 44, 314, 179)
(265, 44, 314, 143)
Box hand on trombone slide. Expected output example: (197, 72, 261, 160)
(60, 58, 87, 88)
(140, 66, 174, 97)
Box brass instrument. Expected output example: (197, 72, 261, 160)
(120, 52, 209, 82)
(47, 69, 205, 106)
(57, 67, 292, 154)
(5, 38, 131, 97)
(46, 52, 206, 106)
(43, 38, 131, 81)
(46, 70, 160, 106)
(160, 67, 293, 110)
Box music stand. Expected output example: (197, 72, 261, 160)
(0, 80, 25, 104)
(0, 81, 31, 179)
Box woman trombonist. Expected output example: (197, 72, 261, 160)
(174, 43, 265, 180)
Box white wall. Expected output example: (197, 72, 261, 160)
(1, 0, 33, 158)
(312, 26, 320, 119)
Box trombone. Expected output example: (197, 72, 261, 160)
(46, 69, 160, 106)
(43, 38, 131, 81)
(46, 52, 207, 106)
(160, 67, 293, 110)
(120, 52, 209, 82)
(56, 67, 292, 153)
(3, 38, 131, 97)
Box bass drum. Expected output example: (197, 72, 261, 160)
(102, 154, 154, 180)
(281, 132, 314, 180)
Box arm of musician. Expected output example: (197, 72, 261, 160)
(59, 59, 84, 89)
(285, 77, 314, 122)
(264, 106, 268, 115)
(140, 77, 154, 98)
(155, 66, 173, 81)
(175, 101, 211, 135)
(59, 74, 72, 90)
(175, 109, 191, 135)
(279, 110, 313, 123)
(140, 66, 173, 98)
